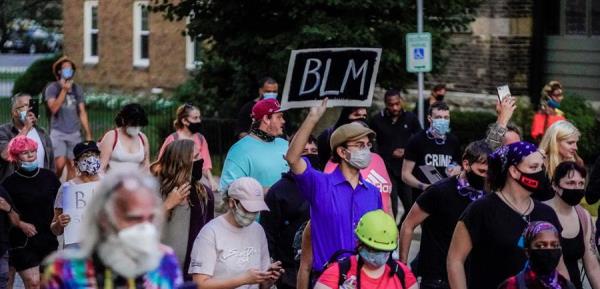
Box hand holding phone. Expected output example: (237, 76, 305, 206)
(28, 99, 39, 119)
(496, 85, 511, 102)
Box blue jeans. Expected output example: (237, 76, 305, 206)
(0, 251, 8, 289)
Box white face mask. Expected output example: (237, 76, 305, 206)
(125, 126, 141, 137)
(233, 203, 257, 227)
(97, 223, 163, 278)
(346, 148, 372, 169)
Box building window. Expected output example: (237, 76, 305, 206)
(551, 0, 600, 36)
(565, 0, 587, 34)
(133, 1, 150, 67)
(186, 34, 203, 70)
(83, 1, 99, 64)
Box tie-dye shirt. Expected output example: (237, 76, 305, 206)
(42, 246, 183, 289)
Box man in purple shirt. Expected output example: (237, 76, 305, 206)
(286, 99, 382, 275)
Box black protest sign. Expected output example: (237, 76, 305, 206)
(281, 48, 382, 109)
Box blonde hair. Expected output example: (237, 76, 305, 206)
(173, 104, 201, 130)
(539, 120, 580, 179)
(540, 80, 563, 111)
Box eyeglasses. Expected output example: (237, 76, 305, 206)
(346, 143, 372, 150)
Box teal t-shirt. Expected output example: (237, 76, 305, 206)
(219, 136, 289, 191)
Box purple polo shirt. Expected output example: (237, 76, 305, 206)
(293, 160, 382, 270)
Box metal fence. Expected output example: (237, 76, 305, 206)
(0, 97, 238, 172)
(0, 67, 26, 97)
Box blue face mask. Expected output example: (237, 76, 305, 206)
(20, 161, 38, 172)
(358, 247, 390, 268)
(431, 118, 450, 135)
(18, 110, 27, 123)
(61, 67, 74, 79)
(263, 92, 278, 100)
(547, 98, 560, 109)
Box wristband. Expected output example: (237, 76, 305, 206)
(7, 206, 12, 213)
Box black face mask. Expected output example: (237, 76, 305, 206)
(303, 154, 322, 171)
(516, 169, 550, 196)
(466, 169, 486, 190)
(529, 248, 562, 276)
(188, 122, 202, 134)
(434, 94, 445, 101)
(192, 159, 204, 182)
(558, 187, 585, 206)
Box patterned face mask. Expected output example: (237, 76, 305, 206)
(77, 155, 101, 175)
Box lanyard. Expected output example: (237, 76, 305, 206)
(102, 269, 136, 289)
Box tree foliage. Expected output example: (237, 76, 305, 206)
(152, 0, 482, 117)
(0, 0, 62, 46)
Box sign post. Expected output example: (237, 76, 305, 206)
(281, 47, 382, 109)
(406, 0, 432, 126)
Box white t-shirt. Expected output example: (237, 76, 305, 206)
(27, 129, 45, 168)
(189, 215, 270, 289)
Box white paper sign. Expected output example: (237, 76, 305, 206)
(62, 182, 98, 245)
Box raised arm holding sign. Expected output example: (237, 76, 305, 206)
(281, 48, 382, 109)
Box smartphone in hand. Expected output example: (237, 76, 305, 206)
(496, 85, 511, 102)
(28, 98, 39, 119)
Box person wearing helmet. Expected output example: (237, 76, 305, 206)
(314, 210, 417, 289)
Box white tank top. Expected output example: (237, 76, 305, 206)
(108, 133, 145, 173)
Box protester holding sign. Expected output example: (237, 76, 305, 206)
(158, 103, 217, 191)
(51, 141, 102, 247)
(286, 99, 382, 275)
(2, 136, 60, 289)
(402, 101, 461, 202)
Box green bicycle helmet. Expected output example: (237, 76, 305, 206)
(355, 209, 398, 251)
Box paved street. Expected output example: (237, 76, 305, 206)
(0, 53, 50, 67)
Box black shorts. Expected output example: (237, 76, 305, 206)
(8, 237, 57, 272)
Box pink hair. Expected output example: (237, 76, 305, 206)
(7, 136, 38, 162)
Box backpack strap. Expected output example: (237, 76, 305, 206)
(575, 205, 589, 240)
(337, 258, 352, 288)
(516, 271, 527, 289)
(112, 128, 118, 151)
(138, 133, 145, 146)
(386, 258, 406, 289)
(171, 132, 179, 141)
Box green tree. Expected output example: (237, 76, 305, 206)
(0, 0, 62, 47)
(153, 0, 481, 117)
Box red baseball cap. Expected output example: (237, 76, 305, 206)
(251, 98, 282, 120)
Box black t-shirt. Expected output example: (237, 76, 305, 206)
(404, 130, 461, 191)
(3, 168, 60, 252)
(415, 177, 471, 281)
(235, 100, 256, 137)
(460, 193, 562, 289)
(0, 186, 14, 256)
(370, 110, 422, 176)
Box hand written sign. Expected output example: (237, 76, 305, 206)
(62, 181, 99, 245)
(281, 48, 382, 109)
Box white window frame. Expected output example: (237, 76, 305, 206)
(185, 34, 203, 70)
(133, 1, 150, 67)
(83, 1, 99, 64)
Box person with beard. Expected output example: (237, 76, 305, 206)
(236, 77, 280, 139)
(398, 140, 491, 289)
(99, 103, 150, 173)
(3, 136, 60, 289)
(413, 84, 446, 126)
(189, 177, 282, 289)
(544, 162, 600, 289)
(150, 139, 214, 281)
(315, 210, 418, 289)
(371, 89, 422, 221)
(220, 98, 289, 191)
(41, 172, 183, 289)
(286, 99, 382, 279)
(51, 141, 102, 247)
(158, 103, 217, 191)
(447, 141, 567, 289)
(498, 221, 575, 289)
(259, 135, 319, 289)
(0, 93, 54, 182)
(402, 101, 461, 206)
(316, 107, 368, 166)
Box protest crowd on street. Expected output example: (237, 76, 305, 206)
(0, 52, 600, 289)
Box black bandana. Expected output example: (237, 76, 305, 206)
(250, 128, 275, 142)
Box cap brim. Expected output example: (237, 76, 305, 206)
(239, 200, 270, 213)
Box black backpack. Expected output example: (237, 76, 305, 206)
(325, 250, 407, 289)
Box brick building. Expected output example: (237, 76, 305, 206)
(428, 0, 600, 104)
(62, 0, 199, 92)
